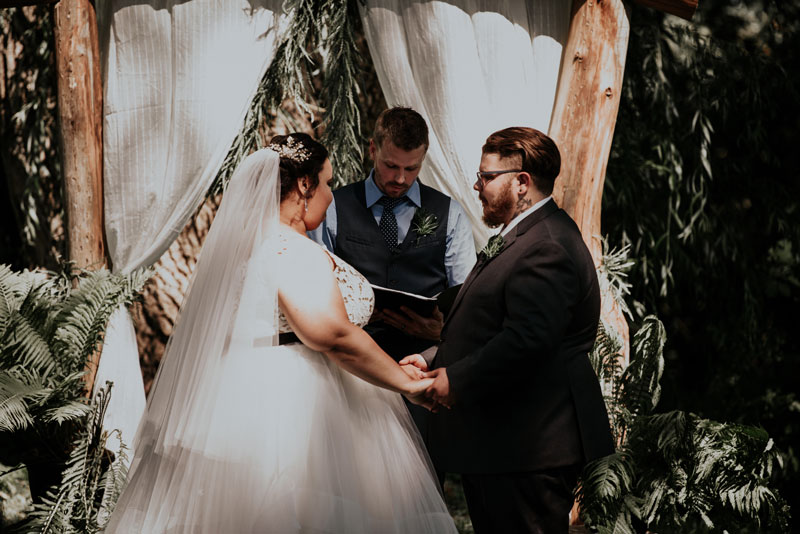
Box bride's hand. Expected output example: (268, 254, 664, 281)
(400, 363, 425, 380)
(403, 378, 436, 410)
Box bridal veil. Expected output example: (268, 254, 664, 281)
(106, 149, 284, 531)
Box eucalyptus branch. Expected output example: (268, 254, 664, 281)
(209, 0, 319, 195)
(319, 0, 364, 187)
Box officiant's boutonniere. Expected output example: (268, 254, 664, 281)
(479, 234, 505, 261)
(411, 208, 439, 244)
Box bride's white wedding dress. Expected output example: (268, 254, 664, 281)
(106, 229, 457, 533)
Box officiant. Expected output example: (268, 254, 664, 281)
(310, 107, 475, 361)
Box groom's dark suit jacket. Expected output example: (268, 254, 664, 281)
(428, 199, 615, 474)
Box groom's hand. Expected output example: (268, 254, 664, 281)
(382, 306, 443, 341)
(403, 378, 437, 411)
(424, 368, 454, 409)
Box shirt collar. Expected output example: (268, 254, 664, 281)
(364, 170, 422, 208)
(500, 196, 553, 237)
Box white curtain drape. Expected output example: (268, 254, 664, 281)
(94, 0, 285, 453)
(360, 0, 571, 246)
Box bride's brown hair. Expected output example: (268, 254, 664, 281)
(268, 133, 329, 201)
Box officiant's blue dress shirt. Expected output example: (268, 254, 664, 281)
(309, 171, 476, 286)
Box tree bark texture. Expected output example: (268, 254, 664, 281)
(54, 0, 104, 272)
(53, 0, 105, 394)
(549, 0, 631, 365)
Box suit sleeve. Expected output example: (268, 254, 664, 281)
(445, 241, 578, 403)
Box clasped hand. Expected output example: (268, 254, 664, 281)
(399, 354, 453, 411)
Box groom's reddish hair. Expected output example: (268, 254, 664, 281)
(482, 127, 561, 195)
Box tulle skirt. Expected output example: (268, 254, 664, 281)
(105, 342, 456, 533)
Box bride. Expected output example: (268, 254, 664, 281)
(105, 134, 458, 533)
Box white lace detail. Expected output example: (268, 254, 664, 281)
(277, 240, 374, 333)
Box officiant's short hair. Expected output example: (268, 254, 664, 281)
(373, 107, 429, 152)
(482, 127, 561, 195)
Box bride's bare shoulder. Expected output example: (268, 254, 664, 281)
(273, 230, 334, 271)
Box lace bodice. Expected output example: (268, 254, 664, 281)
(277, 239, 374, 333)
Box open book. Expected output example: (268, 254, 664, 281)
(371, 284, 462, 318)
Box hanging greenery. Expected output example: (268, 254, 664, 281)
(317, 0, 364, 187)
(211, 0, 366, 194)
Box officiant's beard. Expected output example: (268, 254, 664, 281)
(481, 180, 515, 228)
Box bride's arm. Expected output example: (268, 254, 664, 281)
(275, 241, 430, 397)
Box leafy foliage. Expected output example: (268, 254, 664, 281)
(605, 1, 800, 517)
(212, 0, 366, 194)
(317, 0, 364, 187)
(21, 383, 128, 534)
(579, 315, 790, 532)
(0, 265, 148, 468)
(0, 7, 63, 270)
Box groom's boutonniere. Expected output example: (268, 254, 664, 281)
(411, 208, 439, 244)
(479, 234, 505, 261)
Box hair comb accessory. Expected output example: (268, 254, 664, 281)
(267, 136, 312, 164)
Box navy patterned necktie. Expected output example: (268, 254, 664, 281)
(378, 196, 404, 248)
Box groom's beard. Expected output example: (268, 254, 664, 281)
(481, 180, 515, 228)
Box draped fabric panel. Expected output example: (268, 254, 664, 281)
(360, 0, 571, 246)
(94, 0, 285, 453)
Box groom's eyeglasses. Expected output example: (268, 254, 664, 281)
(475, 169, 523, 187)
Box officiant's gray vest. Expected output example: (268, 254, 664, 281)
(333, 180, 451, 298)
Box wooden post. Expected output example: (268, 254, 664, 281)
(549, 0, 631, 359)
(54, 0, 106, 393)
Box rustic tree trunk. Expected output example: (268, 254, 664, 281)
(549, 0, 631, 361)
(53, 0, 105, 392)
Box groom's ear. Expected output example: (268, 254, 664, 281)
(516, 172, 531, 195)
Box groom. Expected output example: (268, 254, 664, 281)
(419, 127, 615, 533)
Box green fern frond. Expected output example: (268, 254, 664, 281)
(620, 316, 666, 422)
(52, 272, 116, 366)
(52, 269, 149, 374)
(44, 399, 92, 425)
(0, 264, 33, 339)
(581, 452, 635, 503)
(2, 312, 56, 377)
(24, 383, 124, 534)
(590, 320, 623, 382)
(96, 429, 128, 528)
(0, 369, 50, 431)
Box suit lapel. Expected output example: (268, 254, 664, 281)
(443, 199, 559, 328)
